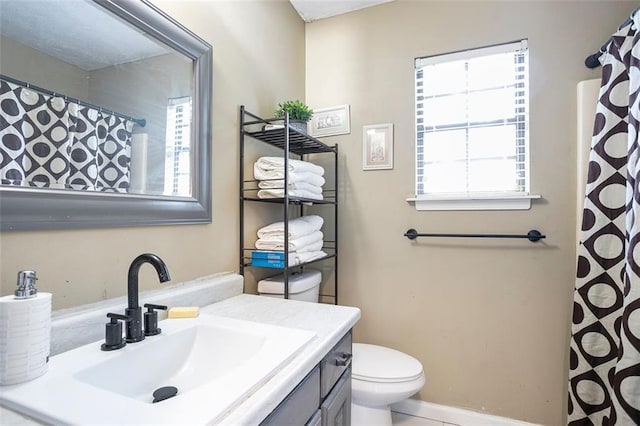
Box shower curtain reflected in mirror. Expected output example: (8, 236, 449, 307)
(0, 79, 133, 192)
(569, 12, 640, 425)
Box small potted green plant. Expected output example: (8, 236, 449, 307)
(274, 100, 313, 134)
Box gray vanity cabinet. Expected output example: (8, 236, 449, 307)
(261, 331, 352, 426)
(307, 410, 322, 426)
(261, 366, 321, 425)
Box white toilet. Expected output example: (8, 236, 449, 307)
(257, 272, 424, 425)
(351, 343, 425, 426)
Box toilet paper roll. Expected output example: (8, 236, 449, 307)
(0, 293, 52, 385)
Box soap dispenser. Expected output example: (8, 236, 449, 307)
(0, 270, 52, 385)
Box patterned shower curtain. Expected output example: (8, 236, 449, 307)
(0, 79, 133, 192)
(569, 13, 640, 425)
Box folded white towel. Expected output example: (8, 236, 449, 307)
(295, 239, 324, 253)
(294, 250, 328, 264)
(255, 230, 323, 252)
(255, 156, 325, 177)
(257, 215, 324, 240)
(258, 188, 323, 201)
(254, 169, 326, 187)
(258, 180, 323, 194)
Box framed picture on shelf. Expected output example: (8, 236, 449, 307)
(362, 123, 393, 170)
(309, 104, 350, 137)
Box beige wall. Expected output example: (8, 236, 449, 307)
(305, 1, 632, 425)
(0, 35, 89, 100)
(0, 0, 305, 308)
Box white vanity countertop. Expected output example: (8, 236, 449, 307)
(1, 293, 361, 425)
(202, 294, 361, 425)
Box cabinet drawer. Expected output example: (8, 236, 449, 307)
(320, 331, 352, 398)
(261, 365, 320, 426)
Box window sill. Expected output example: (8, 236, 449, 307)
(406, 193, 541, 211)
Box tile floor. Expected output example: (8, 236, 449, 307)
(392, 411, 459, 426)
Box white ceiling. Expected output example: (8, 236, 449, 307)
(0, 0, 169, 71)
(289, 0, 394, 22)
(0, 0, 392, 71)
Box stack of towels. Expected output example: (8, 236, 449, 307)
(254, 156, 325, 200)
(255, 215, 327, 265)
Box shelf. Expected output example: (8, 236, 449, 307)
(240, 106, 338, 304)
(242, 253, 337, 269)
(242, 196, 336, 205)
(243, 128, 335, 155)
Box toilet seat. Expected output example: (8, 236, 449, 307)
(352, 343, 423, 383)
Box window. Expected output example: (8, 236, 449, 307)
(413, 40, 534, 210)
(165, 96, 192, 196)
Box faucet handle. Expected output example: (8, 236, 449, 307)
(144, 304, 167, 336)
(144, 303, 168, 312)
(101, 313, 131, 351)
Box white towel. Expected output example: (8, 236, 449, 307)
(295, 239, 324, 253)
(258, 180, 323, 194)
(258, 188, 323, 201)
(294, 250, 328, 264)
(255, 230, 323, 252)
(258, 215, 324, 240)
(255, 156, 325, 176)
(254, 170, 326, 188)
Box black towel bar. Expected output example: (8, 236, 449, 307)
(404, 229, 545, 243)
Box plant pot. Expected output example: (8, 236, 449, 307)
(289, 120, 308, 135)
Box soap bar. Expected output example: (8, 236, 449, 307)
(167, 307, 199, 318)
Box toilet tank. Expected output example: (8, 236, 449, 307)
(257, 270, 321, 302)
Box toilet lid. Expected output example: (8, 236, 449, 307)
(352, 343, 424, 383)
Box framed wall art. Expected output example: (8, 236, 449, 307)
(309, 104, 350, 137)
(363, 123, 393, 170)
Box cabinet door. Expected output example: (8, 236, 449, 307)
(306, 410, 322, 426)
(261, 366, 320, 426)
(321, 368, 351, 426)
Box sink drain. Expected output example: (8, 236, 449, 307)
(152, 386, 178, 403)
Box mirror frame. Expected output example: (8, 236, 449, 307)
(0, 0, 212, 231)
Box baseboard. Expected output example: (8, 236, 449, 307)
(391, 399, 540, 426)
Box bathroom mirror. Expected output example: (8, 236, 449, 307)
(0, 0, 212, 230)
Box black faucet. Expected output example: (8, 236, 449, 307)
(125, 253, 171, 343)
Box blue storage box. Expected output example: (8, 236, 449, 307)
(251, 251, 296, 268)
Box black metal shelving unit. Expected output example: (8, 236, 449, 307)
(239, 106, 339, 304)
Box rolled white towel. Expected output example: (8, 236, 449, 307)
(255, 156, 325, 176)
(258, 188, 323, 201)
(258, 180, 323, 194)
(258, 215, 324, 240)
(255, 230, 323, 252)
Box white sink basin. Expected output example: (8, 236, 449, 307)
(0, 314, 316, 425)
(75, 323, 268, 401)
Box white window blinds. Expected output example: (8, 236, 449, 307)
(164, 96, 192, 196)
(414, 40, 529, 197)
